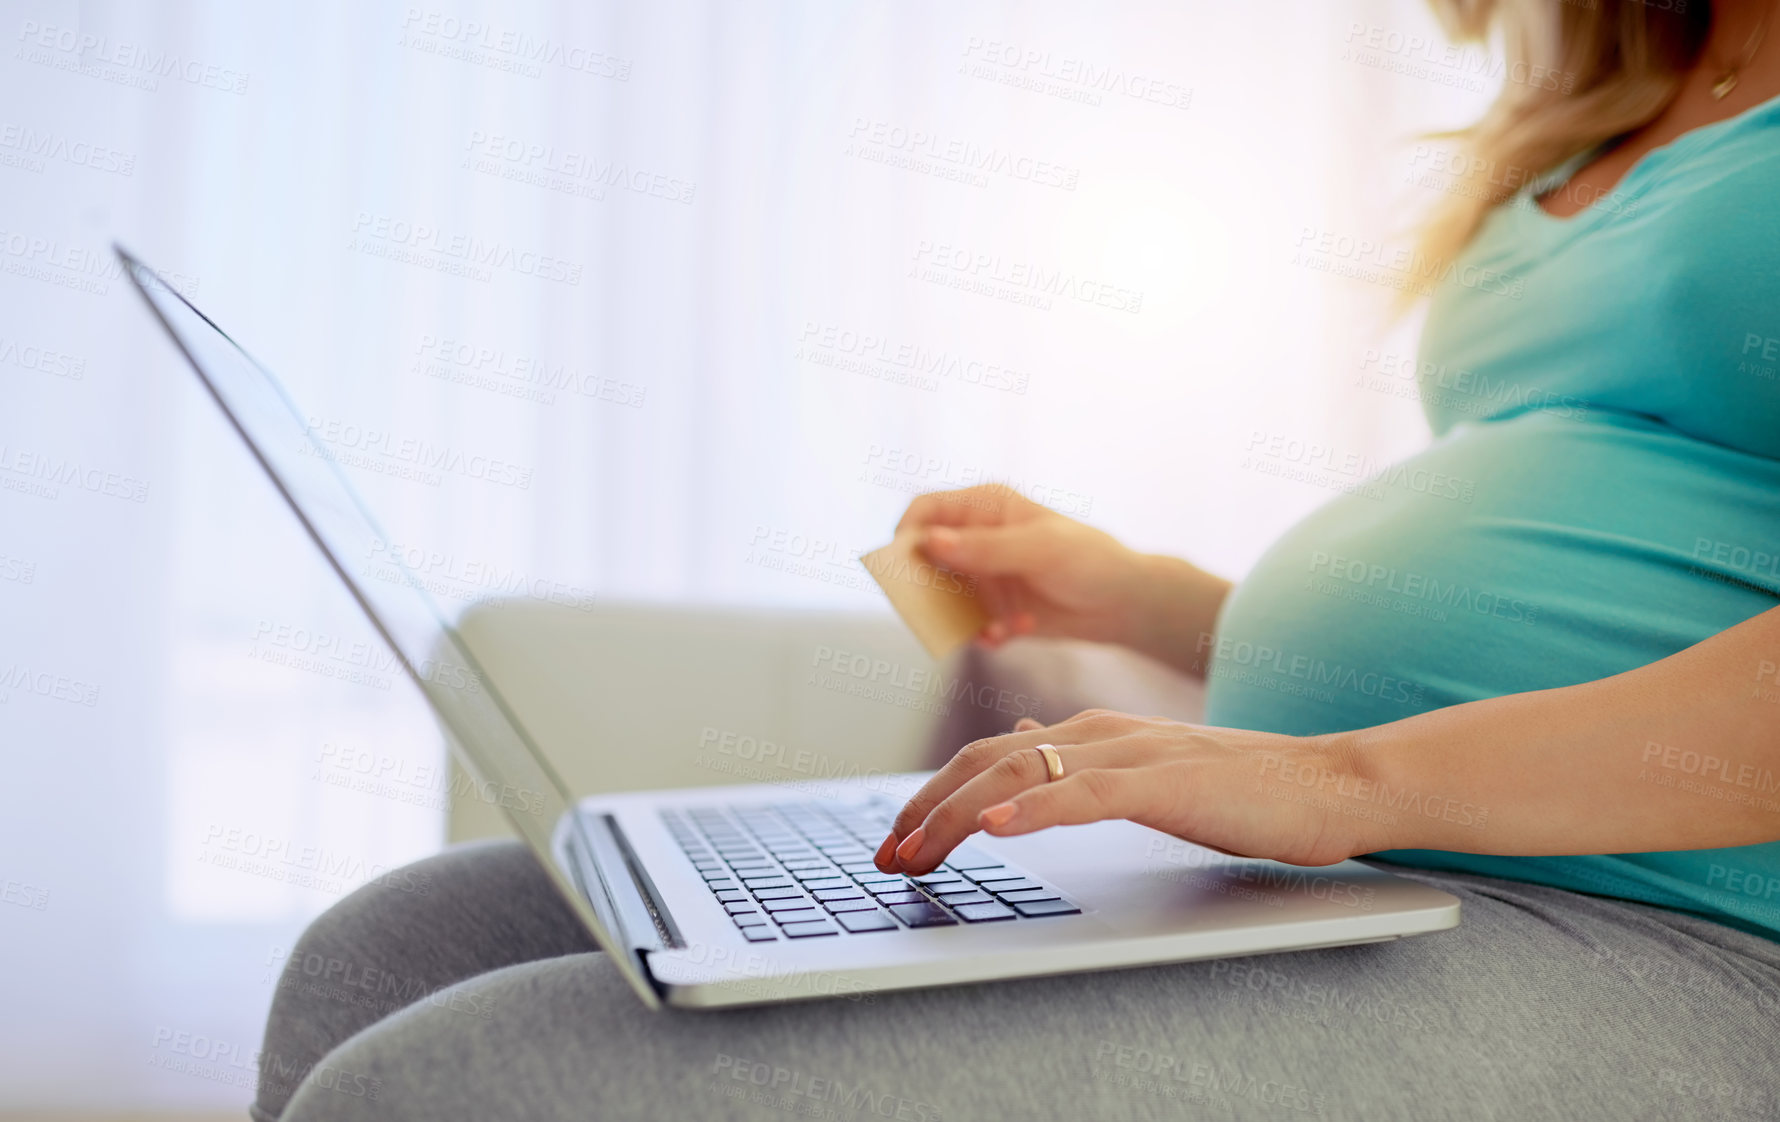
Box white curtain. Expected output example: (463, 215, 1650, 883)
(0, 0, 1487, 1110)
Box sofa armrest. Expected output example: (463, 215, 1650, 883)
(442, 599, 949, 841)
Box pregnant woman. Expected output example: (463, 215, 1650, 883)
(259, 2, 1780, 1119)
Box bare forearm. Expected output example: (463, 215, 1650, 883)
(1334, 607, 1780, 856)
(1123, 553, 1233, 678)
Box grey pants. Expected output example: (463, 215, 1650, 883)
(254, 841, 1780, 1122)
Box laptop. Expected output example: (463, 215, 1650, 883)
(119, 245, 1459, 1011)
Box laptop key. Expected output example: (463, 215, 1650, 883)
(723, 902, 759, 915)
(835, 910, 898, 933)
(913, 873, 963, 886)
(942, 844, 1003, 870)
(740, 877, 793, 889)
(839, 862, 882, 875)
(798, 877, 851, 891)
(984, 880, 1046, 896)
(997, 888, 1061, 904)
(876, 890, 926, 906)
(732, 912, 769, 927)
(888, 901, 958, 927)
(970, 872, 1027, 887)
(713, 889, 749, 903)
(762, 896, 819, 912)
(932, 889, 992, 906)
(741, 927, 779, 942)
(1012, 898, 1081, 917)
(822, 897, 880, 913)
(769, 908, 824, 925)
(952, 901, 1018, 923)
(865, 880, 917, 896)
(779, 921, 839, 938)
(812, 887, 866, 901)
(753, 885, 806, 900)
(820, 847, 874, 861)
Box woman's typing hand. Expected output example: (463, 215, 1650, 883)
(874, 710, 1378, 876)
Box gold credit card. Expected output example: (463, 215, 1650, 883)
(859, 530, 989, 659)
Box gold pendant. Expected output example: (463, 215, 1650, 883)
(1712, 70, 1739, 99)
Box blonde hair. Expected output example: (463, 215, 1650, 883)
(1415, 0, 1710, 278)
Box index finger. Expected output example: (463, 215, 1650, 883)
(873, 724, 1059, 871)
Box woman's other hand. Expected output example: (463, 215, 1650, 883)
(896, 484, 1151, 650)
(896, 485, 1233, 674)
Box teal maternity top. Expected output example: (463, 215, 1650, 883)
(1204, 94, 1780, 939)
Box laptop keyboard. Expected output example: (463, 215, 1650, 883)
(661, 799, 1081, 942)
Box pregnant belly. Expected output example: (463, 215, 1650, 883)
(1204, 410, 1780, 737)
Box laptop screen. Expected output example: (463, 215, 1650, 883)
(118, 246, 661, 1007)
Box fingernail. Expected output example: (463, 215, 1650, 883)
(983, 619, 1008, 643)
(926, 527, 960, 554)
(895, 827, 926, 864)
(874, 832, 898, 871)
(980, 802, 1018, 829)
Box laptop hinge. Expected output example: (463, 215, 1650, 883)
(568, 813, 684, 952)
